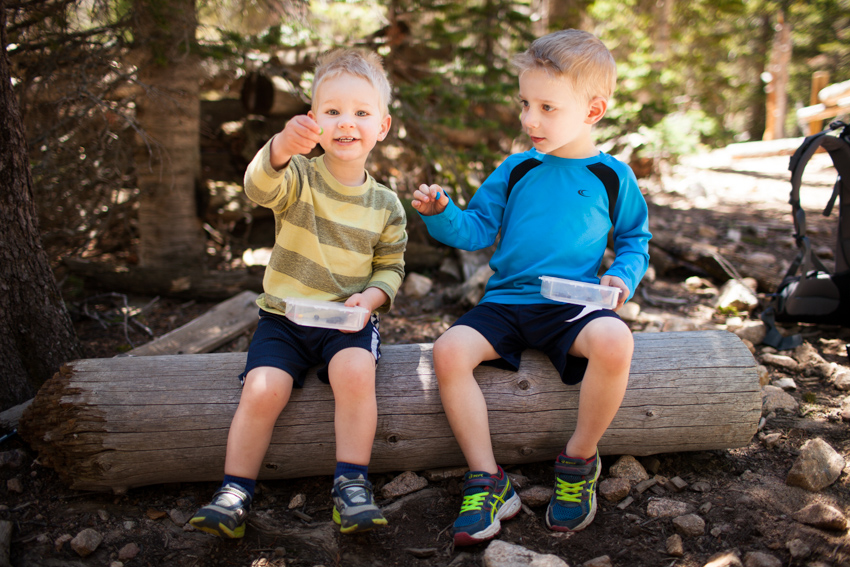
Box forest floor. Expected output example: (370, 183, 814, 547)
(3, 149, 850, 567)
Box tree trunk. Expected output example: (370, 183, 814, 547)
(534, 0, 593, 35)
(763, 10, 792, 140)
(132, 0, 205, 270)
(18, 331, 761, 493)
(0, 0, 84, 411)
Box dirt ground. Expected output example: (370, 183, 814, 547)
(2, 150, 850, 567)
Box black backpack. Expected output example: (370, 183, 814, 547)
(762, 120, 850, 348)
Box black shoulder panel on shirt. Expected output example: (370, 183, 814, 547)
(586, 162, 620, 223)
(505, 158, 543, 203)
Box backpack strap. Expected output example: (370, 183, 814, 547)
(788, 120, 850, 273)
(505, 157, 620, 224)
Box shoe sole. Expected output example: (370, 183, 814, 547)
(453, 491, 522, 546)
(189, 517, 245, 539)
(333, 507, 388, 534)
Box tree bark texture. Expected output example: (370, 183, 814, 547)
(18, 331, 761, 493)
(0, 1, 84, 411)
(132, 0, 206, 270)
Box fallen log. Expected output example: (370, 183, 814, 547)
(18, 331, 761, 493)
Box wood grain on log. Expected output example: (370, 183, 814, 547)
(18, 331, 760, 493)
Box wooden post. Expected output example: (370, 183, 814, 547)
(808, 71, 830, 135)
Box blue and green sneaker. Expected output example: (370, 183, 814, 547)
(453, 466, 521, 546)
(545, 450, 601, 532)
(189, 483, 252, 538)
(331, 474, 387, 533)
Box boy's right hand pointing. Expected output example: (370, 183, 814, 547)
(412, 184, 449, 216)
(269, 115, 323, 170)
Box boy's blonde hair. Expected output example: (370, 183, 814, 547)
(312, 48, 392, 116)
(513, 29, 616, 104)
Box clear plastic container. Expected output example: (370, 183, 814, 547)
(539, 276, 620, 309)
(284, 298, 370, 331)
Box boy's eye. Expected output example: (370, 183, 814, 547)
(543, 104, 553, 112)
(519, 99, 529, 107)
(327, 109, 339, 115)
(356, 110, 368, 117)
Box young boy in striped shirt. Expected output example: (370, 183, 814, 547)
(190, 48, 407, 538)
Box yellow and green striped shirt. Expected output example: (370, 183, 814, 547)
(244, 140, 407, 315)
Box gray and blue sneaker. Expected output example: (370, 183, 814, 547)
(189, 483, 252, 538)
(453, 466, 521, 546)
(545, 450, 601, 532)
(331, 474, 387, 533)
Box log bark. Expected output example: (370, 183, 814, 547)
(18, 331, 761, 493)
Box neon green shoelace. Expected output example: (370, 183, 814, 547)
(459, 491, 489, 513)
(554, 477, 585, 503)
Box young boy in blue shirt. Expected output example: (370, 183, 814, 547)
(189, 49, 407, 538)
(411, 29, 651, 546)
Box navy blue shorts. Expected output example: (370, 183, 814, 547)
(241, 309, 381, 387)
(452, 302, 624, 385)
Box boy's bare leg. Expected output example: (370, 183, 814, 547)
(432, 325, 501, 474)
(565, 317, 633, 460)
(224, 367, 294, 479)
(328, 347, 378, 465)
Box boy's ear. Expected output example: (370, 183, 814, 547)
(585, 97, 607, 125)
(378, 115, 392, 141)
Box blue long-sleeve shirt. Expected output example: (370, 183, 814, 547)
(420, 149, 651, 304)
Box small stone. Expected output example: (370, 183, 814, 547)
(666, 534, 683, 556)
(715, 279, 758, 312)
(54, 533, 73, 552)
(734, 322, 767, 345)
(168, 509, 189, 526)
(118, 542, 140, 561)
(608, 455, 649, 482)
(517, 485, 553, 507)
(786, 538, 811, 559)
(110, 562, 124, 567)
(704, 550, 743, 567)
(699, 502, 713, 514)
(97, 509, 110, 522)
(772, 377, 797, 390)
(507, 472, 529, 490)
(598, 478, 630, 502)
(831, 365, 850, 390)
(689, 481, 711, 493)
(6, 478, 23, 493)
(743, 551, 782, 567)
(761, 353, 799, 371)
(70, 528, 103, 557)
(616, 496, 634, 510)
(646, 498, 693, 518)
(786, 437, 846, 491)
(672, 514, 705, 537)
(405, 548, 438, 559)
(582, 555, 612, 567)
(122, 521, 136, 530)
(482, 539, 568, 567)
(760, 432, 783, 449)
(274, 547, 286, 558)
(381, 471, 428, 499)
(401, 273, 433, 298)
(618, 302, 640, 322)
(634, 478, 657, 494)
(792, 502, 848, 530)
(762, 385, 799, 414)
(668, 476, 688, 492)
(0, 450, 25, 470)
(288, 493, 306, 509)
(757, 365, 770, 386)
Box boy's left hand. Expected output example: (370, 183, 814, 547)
(342, 288, 388, 333)
(599, 275, 629, 310)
